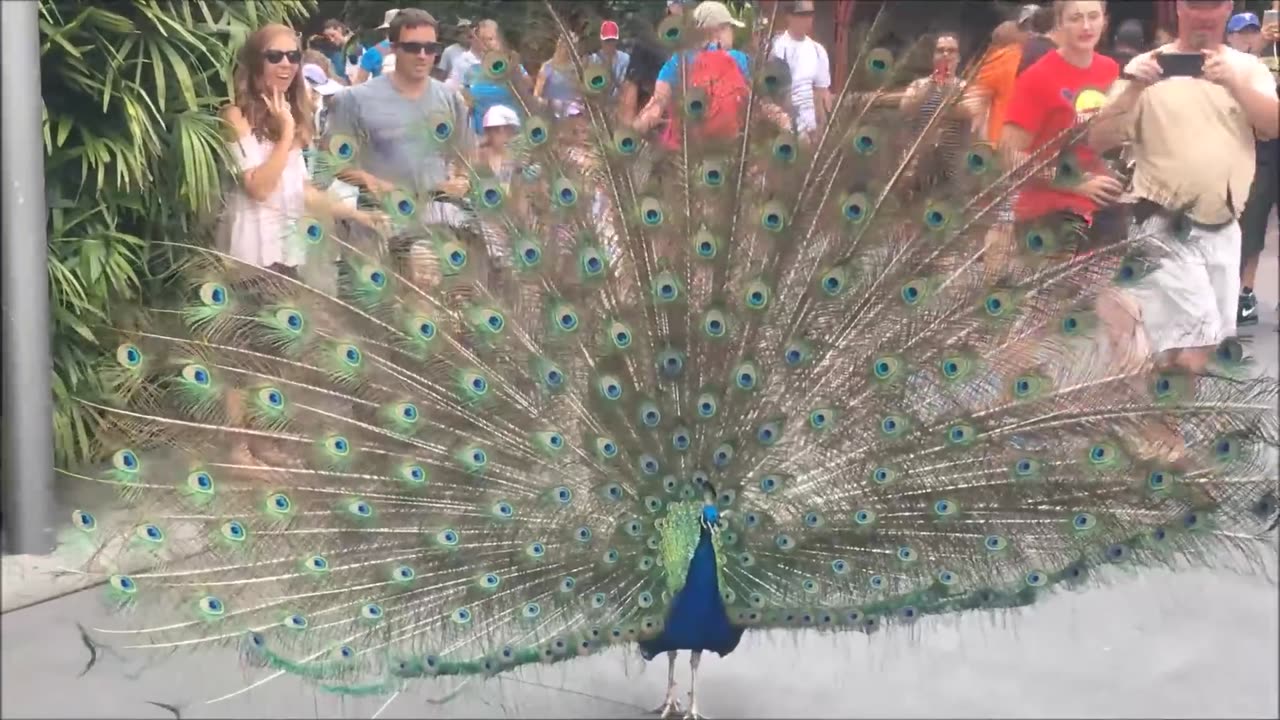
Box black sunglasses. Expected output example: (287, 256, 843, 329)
(264, 50, 302, 64)
(396, 41, 442, 56)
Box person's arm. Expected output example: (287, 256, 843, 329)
(1225, 57, 1280, 139)
(1089, 51, 1161, 152)
(898, 78, 927, 113)
(815, 44, 833, 128)
(1088, 79, 1144, 153)
(618, 81, 640, 124)
(635, 54, 678, 132)
(222, 105, 294, 203)
(533, 63, 549, 99)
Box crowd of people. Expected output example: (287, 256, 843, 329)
(217, 1, 1278, 462)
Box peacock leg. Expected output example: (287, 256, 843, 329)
(652, 650, 682, 718)
(683, 650, 703, 720)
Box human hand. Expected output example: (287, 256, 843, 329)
(1076, 173, 1125, 206)
(1201, 46, 1239, 89)
(366, 176, 397, 194)
(263, 89, 296, 138)
(1123, 51, 1163, 86)
(1262, 21, 1278, 44)
(353, 209, 391, 234)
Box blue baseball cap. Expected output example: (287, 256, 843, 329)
(1227, 12, 1261, 33)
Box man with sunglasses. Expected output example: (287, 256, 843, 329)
(324, 8, 471, 262)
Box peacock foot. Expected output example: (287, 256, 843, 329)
(682, 705, 705, 720)
(651, 697, 682, 719)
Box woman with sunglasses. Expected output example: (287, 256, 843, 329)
(217, 24, 372, 465)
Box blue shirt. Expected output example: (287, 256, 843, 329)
(657, 44, 750, 86)
(464, 63, 531, 134)
(586, 50, 632, 95)
(358, 40, 392, 78)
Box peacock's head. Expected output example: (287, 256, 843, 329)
(700, 483, 721, 530)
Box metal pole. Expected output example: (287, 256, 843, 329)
(2, 0, 57, 555)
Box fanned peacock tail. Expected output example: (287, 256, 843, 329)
(58, 3, 1278, 700)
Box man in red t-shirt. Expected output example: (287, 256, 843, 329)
(1001, 0, 1122, 233)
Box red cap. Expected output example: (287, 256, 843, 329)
(600, 20, 620, 40)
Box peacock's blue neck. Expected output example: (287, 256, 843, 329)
(639, 523, 744, 659)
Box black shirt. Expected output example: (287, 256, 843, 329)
(625, 41, 667, 110)
(1017, 35, 1056, 75)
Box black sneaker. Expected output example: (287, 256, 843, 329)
(1238, 291, 1259, 326)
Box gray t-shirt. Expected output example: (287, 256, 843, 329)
(437, 43, 467, 79)
(324, 75, 470, 195)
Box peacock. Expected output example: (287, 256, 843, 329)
(57, 5, 1278, 718)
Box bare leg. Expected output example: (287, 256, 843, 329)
(652, 651, 681, 718)
(684, 650, 703, 720)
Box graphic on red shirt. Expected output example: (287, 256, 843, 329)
(1004, 51, 1119, 223)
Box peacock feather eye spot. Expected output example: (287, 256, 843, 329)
(659, 283, 675, 299)
(448, 249, 466, 267)
(706, 169, 722, 184)
(210, 286, 226, 304)
(73, 510, 97, 531)
(984, 534, 1007, 551)
(523, 246, 539, 263)
(1073, 512, 1096, 530)
(200, 596, 225, 615)
(576, 526, 592, 542)
(395, 565, 416, 581)
(308, 555, 329, 571)
(270, 493, 291, 512)
(370, 269, 388, 287)
(336, 141, 353, 159)
(1183, 512, 1200, 529)
(1152, 527, 1168, 541)
(986, 296, 1004, 314)
(222, 520, 246, 540)
(869, 574, 885, 589)
(749, 290, 765, 306)
(925, 210, 945, 227)
(897, 546, 916, 561)
(530, 126, 546, 142)
(344, 347, 360, 364)
(1016, 379, 1029, 393)
(140, 524, 163, 542)
(854, 134, 875, 153)
(882, 418, 897, 432)
(559, 313, 577, 330)
(902, 286, 919, 302)
(1148, 470, 1168, 490)
(764, 212, 782, 229)
(785, 348, 802, 364)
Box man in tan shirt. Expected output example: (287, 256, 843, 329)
(1091, 0, 1278, 374)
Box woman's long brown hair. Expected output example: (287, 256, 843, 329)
(232, 24, 314, 145)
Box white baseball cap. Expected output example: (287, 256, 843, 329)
(482, 105, 520, 129)
(378, 8, 401, 30)
(1016, 4, 1040, 27)
(692, 1, 745, 29)
(303, 64, 344, 96)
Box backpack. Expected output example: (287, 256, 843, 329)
(660, 49, 748, 150)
